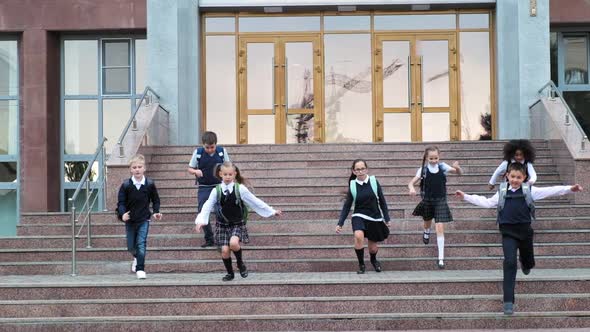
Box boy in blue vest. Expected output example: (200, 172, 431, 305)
(456, 163, 582, 315)
(117, 154, 162, 279)
(188, 131, 230, 247)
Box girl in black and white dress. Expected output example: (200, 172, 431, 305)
(336, 159, 391, 274)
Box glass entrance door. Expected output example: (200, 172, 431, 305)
(375, 33, 458, 142)
(238, 35, 321, 144)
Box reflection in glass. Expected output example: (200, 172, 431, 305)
(248, 115, 275, 144)
(382, 41, 410, 108)
(563, 91, 590, 136)
(103, 68, 130, 94)
(417, 40, 449, 108)
(422, 113, 450, 141)
(64, 188, 99, 212)
(287, 114, 314, 143)
(239, 16, 320, 32)
(0, 189, 17, 236)
(564, 36, 588, 84)
(135, 39, 147, 94)
(324, 16, 370, 31)
(374, 14, 455, 30)
(0, 162, 17, 182)
(286, 42, 314, 110)
(0, 40, 18, 96)
(550, 32, 558, 85)
(206, 17, 236, 33)
(247, 43, 274, 110)
(459, 14, 489, 29)
(65, 100, 98, 154)
(384, 113, 411, 142)
(64, 40, 98, 95)
(324, 34, 372, 143)
(103, 99, 131, 152)
(206, 36, 237, 144)
(104, 41, 130, 66)
(64, 161, 99, 183)
(460, 32, 492, 140)
(0, 100, 17, 155)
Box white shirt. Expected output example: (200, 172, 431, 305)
(415, 162, 451, 178)
(463, 185, 573, 208)
(194, 181, 277, 225)
(131, 176, 145, 190)
(355, 176, 369, 185)
(489, 160, 537, 185)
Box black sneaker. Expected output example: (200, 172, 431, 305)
(222, 273, 235, 281)
(503, 302, 514, 315)
(201, 241, 215, 248)
(238, 263, 248, 278)
(371, 260, 382, 273)
(357, 264, 366, 274)
(437, 260, 445, 269)
(522, 267, 531, 275)
(422, 232, 430, 245)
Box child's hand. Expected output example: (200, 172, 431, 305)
(194, 169, 203, 178)
(335, 225, 342, 234)
(455, 190, 465, 200)
(488, 184, 495, 191)
(153, 213, 162, 221)
(452, 161, 460, 168)
(452, 161, 462, 174)
(409, 187, 416, 196)
(122, 211, 130, 222)
(571, 184, 583, 192)
(274, 209, 283, 216)
(385, 222, 391, 228)
(195, 224, 203, 233)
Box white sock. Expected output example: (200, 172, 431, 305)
(423, 227, 431, 238)
(437, 236, 445, 260)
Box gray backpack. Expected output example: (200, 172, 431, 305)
(497, 182, 535, 220)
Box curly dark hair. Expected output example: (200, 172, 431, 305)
(502, 139, 536, 163)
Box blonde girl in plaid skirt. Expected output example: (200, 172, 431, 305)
(195, 161, 282, 281)
(408, 146, 462, 269)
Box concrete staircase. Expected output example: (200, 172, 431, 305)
(1, 141, 590, 330)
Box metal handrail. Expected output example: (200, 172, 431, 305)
(69, 136, 108, 276)
(537, 80, 589, 147)
(117, 86, 167, 158)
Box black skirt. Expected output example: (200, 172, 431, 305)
(351, 217, 390, 242)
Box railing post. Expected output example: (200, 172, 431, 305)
(582, 136, 588, 151)
(86, 180, 92, 249)
(119, 144, 125, 158)
(102, 145, 108, 212)
(565, 113, 571, 126)
(70, 200, 77, 277)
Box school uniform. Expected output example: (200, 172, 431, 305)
(195, 181, 277, 246)
(463, 185, 574, 305)
(489, 159, 537, 185)
(412, 163, 453, 223)
(338, 176, 391, 242)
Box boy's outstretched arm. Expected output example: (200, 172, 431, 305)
(531, 184, 583, 201)
(456, 190, 499, 208)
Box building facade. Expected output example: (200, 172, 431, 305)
(0, 0, 555, 235)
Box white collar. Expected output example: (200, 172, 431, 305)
(131, 176, 145, 186)
(221, 181, 235, 193)
(511, 159, 525, 164)
(355, 176, 369, 185)
(508, 185, 522, 192)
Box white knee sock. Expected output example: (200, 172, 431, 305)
(437, 235, 445, 260)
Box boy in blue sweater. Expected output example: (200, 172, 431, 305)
(117, 154, 162, 279)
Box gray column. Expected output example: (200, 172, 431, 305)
(496, 0, 549, 139)
(147, 0, 200, 145)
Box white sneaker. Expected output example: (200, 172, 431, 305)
(136, 271, 147, 279)
(131, 258, 137, 273)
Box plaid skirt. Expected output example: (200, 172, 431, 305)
(412, 199, 453, 223)
(214, 221, 249, 246)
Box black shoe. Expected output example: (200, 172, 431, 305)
(422, 232, 430, 245)
(201, 241, 215, 248)
(357, 264, 366, 274)
(238, 263, 248, 278)
(371, 260, 382, 272)
(522, 268, 531, 275)
(222, 273, 235, 281)
(503, 302, 514, 315)
(437, 260, 445, 269)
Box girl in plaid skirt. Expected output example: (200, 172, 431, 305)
(408, 146, 462, 269)
(195, 161, 282, 281)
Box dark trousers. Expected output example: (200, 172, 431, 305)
(198, 185, 216, 243)
(500, 223, 535, 303)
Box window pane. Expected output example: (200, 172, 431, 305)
(103, 99, 131, 153)
(422, 113, 450, 141)
(286, 42, 314, 110)
(382, 41, 410, 108)
(563, 91, 590, 136)
(324, 34, 372, 143)
(206, 36, 237, 144)
(324, 16, 370, 31)
(135, 39, 147, 94)
(459, 14, 489, 29)
(103, 68, 130, 94)
(0, 40, 18, 96)
(384, 113, 411, 142)
(0, 162, 17, 182)
(206, 17, 235, 33)
(65, 100, 98, 154)
(239, 16, 320, 32)
(417, 40, 449, 108)
(0, 100, 18, 155)
(564, 36, 588, 85)
(104, 41, 130, 66)
(460, 32, 492, 140)
(64, 188, 99, 212)
(374, 14, 455, 30)
(550, 32, 558, 85)
(246, 43, 274, 110)
(287, 114, 314, 143)
(248, 114, 275, 144)
(64, 40, 98, 95)
(64, 161, 99, 183)
(0, 189, 17, 236)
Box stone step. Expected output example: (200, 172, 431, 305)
(2, 255, 590, 275)
(2, 242, 589, 262)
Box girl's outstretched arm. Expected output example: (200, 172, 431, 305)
(194, 189, 218, 226)
(239, 184, 278, 218)
(448, 161, 462, 175)
(527, 162, 537, 185)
